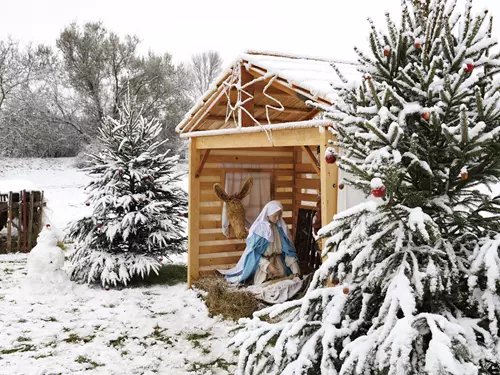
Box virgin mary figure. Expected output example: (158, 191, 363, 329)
(219, 201, 301, 285)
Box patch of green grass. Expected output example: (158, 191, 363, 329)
(3, 268, 13, 274)
(44, 340, 58, 348)
(62, 327, 71, 332)
(18, 319, 27, 323)
(0, 296, 4, 301)
(130, 264, 187, 286)
(33, 352, 53, 359)
(17, 336, 31, 342)
(74, 355, 103, 369)
(121, 350, 129, 357)
(41, 317, 57, 322)
(64, 333, 95, 344)
(150, 325, 173, 345)
(109, 336, 128, 348)
(186, 332, 211, 341)
(0, 344, 37, 355)
(187, 357, 236, 373)
(103, 304, 116, 308)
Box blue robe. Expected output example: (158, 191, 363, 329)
(224, 224, 299, 284)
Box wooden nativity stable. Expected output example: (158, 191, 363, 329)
(176, 52, 362, 287)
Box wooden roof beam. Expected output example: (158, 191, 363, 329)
(301, 146, 321, 176)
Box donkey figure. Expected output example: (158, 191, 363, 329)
(213, 177, 253, 239)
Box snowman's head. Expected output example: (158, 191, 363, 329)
(37, 224, 58, 247)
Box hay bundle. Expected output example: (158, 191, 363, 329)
(194, 276, 262, 321)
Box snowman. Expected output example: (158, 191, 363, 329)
(27, 224, 72, 293)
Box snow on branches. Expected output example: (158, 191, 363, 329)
(233, 0, 500, 374)
(67, 91, 187, 287)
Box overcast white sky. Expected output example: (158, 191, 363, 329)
(0, 0, 498, 66)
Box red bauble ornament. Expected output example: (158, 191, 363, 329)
(105, 286, 110, 291)
(372, 186, 387, 198)
(97, 222, 103, 228)
(384, 49, 390, 57)
(414, 42, 421, 49)
(465, 63, 474, 73)
(338, 183, 344, 190)
(343, 287, 349, 295)
(85, 202, 90, 206)
(332, 279, 340, 286)
(159, 258, 163, 262)
(325, 153, 336, 164)
(45, 224, 51, 228)
(422, 112, 430, 121)
(460, 171, 469, 180)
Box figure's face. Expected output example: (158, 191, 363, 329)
(268, 210, 282, 224)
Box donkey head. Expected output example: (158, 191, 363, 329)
(213, 177, 253, 239)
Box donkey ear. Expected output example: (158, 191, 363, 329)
(213, 183, 230, 202)
(237, 177, 253, 200)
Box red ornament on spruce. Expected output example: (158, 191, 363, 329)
(460, 168, 469, 181)
(384, 49, 390, 57)
(465, 63, 474, 73)
(343, 287, 349, 295)
(325, 148, 336, 164)
(105, 286, 110, 291)
(422, 112, 430, 121)
(97, 222, 103, 228)
(372, 186, 387, 198)
(371, 178, 386, 198)
(332, 279, 340, 286)
(85, 202, 90, 206)
(414, 42, 421, 49)
(159, 258, 163, 263)
(45, 224, 51, 229)
(338, 183, 344, 190)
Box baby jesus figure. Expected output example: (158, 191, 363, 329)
(219, 201, 301, 285)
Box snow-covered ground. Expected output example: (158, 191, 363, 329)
(0, 158, 237, 375)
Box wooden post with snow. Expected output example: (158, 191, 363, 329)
(6, 192, 12, 253)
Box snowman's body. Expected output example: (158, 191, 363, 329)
(27, 226, 72, 292)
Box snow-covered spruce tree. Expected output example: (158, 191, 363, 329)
(234, 1, 500, 374)
(67, 95, 187, 287)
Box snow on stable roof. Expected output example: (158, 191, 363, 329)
(241, 51, 361, 103)
(180, 119, 332, 138)
(0, 179, 38, 194)
(176, 51, 361, 135)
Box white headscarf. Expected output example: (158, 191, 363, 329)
(247, 200, 291, 242)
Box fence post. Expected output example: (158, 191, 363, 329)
(28, 192, 34, 251)
(17, 190, 22, 252)
(7, 192, 12, 253)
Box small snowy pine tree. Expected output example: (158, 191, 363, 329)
(67, 94, 187, 287)
(233, 0, 500, 374)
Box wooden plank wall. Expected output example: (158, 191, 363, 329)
(293, 147, 320, 227)
(197, 147, 296, 275)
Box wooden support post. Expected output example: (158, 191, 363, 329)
(239, 65, 255, 127)
(301, 145, 321, 176)
(319, 129, 338, 258)
(6, 192, 12, 253)
(188, 139, 201, 288)
(291, 146, 298, 240)
(195, 150, 211, 178)
(28, 192, 34, 251)
(17, 191, 22, 252)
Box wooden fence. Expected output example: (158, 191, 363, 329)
(0, 190, 45, 253)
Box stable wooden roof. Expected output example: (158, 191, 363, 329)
(176, 52, 360, 137)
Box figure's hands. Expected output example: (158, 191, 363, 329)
(268, 264, 280, 278)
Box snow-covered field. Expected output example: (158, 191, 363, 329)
(0, 158, 237, 375)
